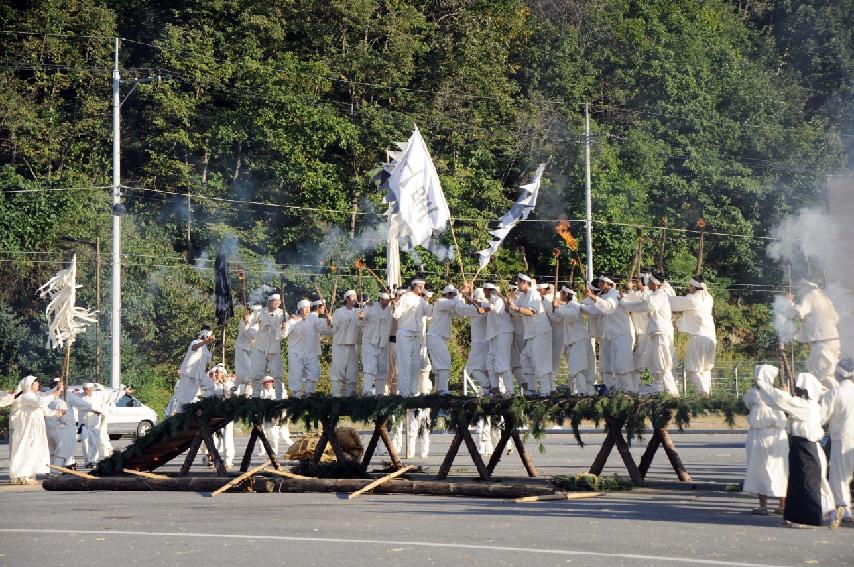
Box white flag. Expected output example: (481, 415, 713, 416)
(383, 126, 450, 250)
(477, 164, 546, 268)
(37, 255, 96, 349)
(386, 213, 402, 289)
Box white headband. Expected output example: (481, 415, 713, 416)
(516, 274, 533, 284)
(689, 278, 705, 289)
(648, 274, 661, 286)
(198, 329, 213, 338)
(598, 275, 614, 286)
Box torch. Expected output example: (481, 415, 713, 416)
(694, 218, 706, 276)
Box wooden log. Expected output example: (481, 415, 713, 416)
(310, 429, 330, 465)
(510, 492, 603, 503)
(638, 430, 663, 479)
(211, 463, 269, 496)
(262, 467, 311, 480)
(659, 428, 692, 482)
(377, 420, 403, 469)
(511, 431, 538, 478)
(239, 425, 260, 472)
(456, 416, 491, 481)
(436, 431, 464, 480)
(123, 468, 169, 480)
(48, 465, 96, 480)
(198, 420, 228, 475)
(588, 429, 617, 476)
(323, 417, 349, 464)
(179, 434, 204, 476)
(255, 425, 281, 470)
(42, 476, 556, 498)
(613, 427, 644, 486)
(361, 427, 382, 469)
(486, 430, 512, 475)
(348, 466, 414, 500)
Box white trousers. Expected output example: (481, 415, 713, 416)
(648, 333, 679, 396)
(521, 332, 553, 395)
(235, 347, 252, 384)
(566, 339, 593, 394)
(331, 344, 359, 396)
(215, 422, 235, 467)
(488, 332, 515, 393)
(829, 437, 854, 514)
(362, 342, 389, 394)
(396, 335, 421, 396)
(80, 425, 101, 464)
(551, 325, 566, 381)
(685, 335, 716, 395)
(288, 352, 321, 397)
(250, 350, 284, 398)
(426, 335, 452, 371)
(406, 409, 431, 458)
(807, 339, 841, 389)
(261, 419, 293, 456)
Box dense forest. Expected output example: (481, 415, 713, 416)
(0, 1, 851, 409)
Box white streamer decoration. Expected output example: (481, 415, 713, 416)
(37, 254, 96, 349)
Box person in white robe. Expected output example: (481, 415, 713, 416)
(508, 275, 553, 397)
(624, 276, 650, 389)
(257, 376, 293, 456)
(457, 288, 490, 393)
(757, 369, 834, 526)
(585, 275, 635, 393)
(743, 365, 788, 514)
(210, 365, 235, 468)
(172, 326, 217, 414)
(329, 290, 362, 396)
(623, 272, 677, 395)
(249, 294, 287, 397)
(393, 278, 430, 396)
(483, 283, 516, 396)
(234, 305, 261, 396)
(552, 287, 593, 394)
(580, 280, 605, 389)
(45, 386, 93, 469)
(426, 284, 464, 394)
(9, 375, 61, 483)
(359, 293, 393, 395)
(507, 285, 528, 391)
(284, 299, 330, 397)
(669, 275, 717, 395)
(785, 280, 841, 389)
(822, 358, 854, 526)
(405, 372, 432, 459)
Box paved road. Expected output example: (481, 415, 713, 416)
(1, 431, 851, 567)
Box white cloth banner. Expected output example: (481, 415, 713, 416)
(37, 254, 96, 349)
(383, 126, 450, 250)
(387, 213, 402, 289)
(477, 164, 546, 268)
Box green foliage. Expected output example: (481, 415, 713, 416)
(0, 1, 850, 393)
(553, 473, 633, 492)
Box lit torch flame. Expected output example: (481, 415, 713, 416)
(552, 247, 561, 258)
(237, 268, 245, 281)
(555, 220, 578, 250)
(354, 258, 366, 270)
(696, 218, 706, 229)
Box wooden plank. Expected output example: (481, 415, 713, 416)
(436, 430, 464, 480)
(123, 468, 169, 480)
(239, 425, 260, 472)
(262, 467, 311, 480)
(510, 492, 603, 503)
(48, 465, 96, 480)
(211, 463, 269, 496)
(347, 466, 414, 500)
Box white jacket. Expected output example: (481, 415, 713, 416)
(456, 302, 487, 342)
(516, 288, 551, 339)
(789, 289, 839, 342)
(254, 308, 286, 354)
(553, 299, 589, 345)
(485, 295, 514, 340)
(590, 289, 633, 339)
(331, 306, 361, 345)
(669, 289, 716, 339)
(359, 302, 393, 348)
(427, 297, 463, 340)
(394, 291, 430, 337)
(821, 379, 854, 440)
(285, 314, 329, 356)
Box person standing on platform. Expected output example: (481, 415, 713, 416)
(669, 274, 717, 395)
(785, 280, 841, 390)
(553, 286, 593, 395)
(172, 326, 217, 414)
(250, 294, 287, 397)
(426, 284, 465, 395)
(360, 292, 393, 396)
(508, 275, 553, 397)
(483, 282, 515, 396)
(585, 275, 634, 393)
(285, 299, 330, 397)
(329, 290, 362, 396)
(234, 305, 261, 396)
(393, 278, 430, 396)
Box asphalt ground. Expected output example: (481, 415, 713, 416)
(1, 429, 851, 567)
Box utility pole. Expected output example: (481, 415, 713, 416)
(111, 37, 122, 390)
(584, 103, 594, 282)
(95, 237, 101, 381)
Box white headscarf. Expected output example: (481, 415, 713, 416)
(16, 375, 38, 394)
(753, 364, 778, 389)
(795, 372, 822, 401)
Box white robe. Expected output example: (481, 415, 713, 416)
(820, 379, 854, 514)
(743, 388, 789, 497)
(9, 391, 55, 481)
(45, 393, 92, 467)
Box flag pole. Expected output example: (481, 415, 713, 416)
(449, 221, 468, 286)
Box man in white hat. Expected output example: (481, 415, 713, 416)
(580, 279, 605, 388)
(624, 273, 651, 390)
(623, 271, 678, 395)
(234, 305, 261, 397)
(426, 283, 466, 394)
(669, 274, 716, 395)
(483, 283, 515, 396)
(508, 274, 553, 397)
(77, 382, 114, 467)
(552, 286, 593, 394)
(285, 298, 331, 397)
(393, 278, 430, 396)
(329, 290, 362, 396)
(785, 279, 841, 389)
(359, 292, 393, 395)
(249, 294, 287, 397)
(506, 283, 527, 390)
(45, 384, 94, 469)
(209, 364, 235, 468)
(584, 275, 634, 393)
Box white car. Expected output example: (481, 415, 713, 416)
(68, 386, 158, 439)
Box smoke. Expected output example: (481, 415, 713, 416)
(218, 233, 240, 262)
(766, 205, 854, 356)
(247, 283, 275, 306)
(308, 220, 391, 266)
(428, 241, 456, 262)
(193, 250, 210, 269)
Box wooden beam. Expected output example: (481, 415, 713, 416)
(262, 467, 311, 480)
(123, 468, 169, 480)
(239, 425, 260, 472)
(436, 430, 464, 480)
(510, 492, 603, 503)
(659, 428, 692, 482)
(48, 465, 96, 480)
(179, 434, 204, 476)
(347, 466, 414, 500)
(211, 463, 268, 496)
(255, 425, 281, 470)
(638, 429, 663, 479)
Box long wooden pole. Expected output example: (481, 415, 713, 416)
(347, 465, 414, 499)
(211, 462, 268, 496)
(449, 222, 468, 286)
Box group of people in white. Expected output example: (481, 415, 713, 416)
(743, 360, 854, 527)
(2, 378, 115, 484)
